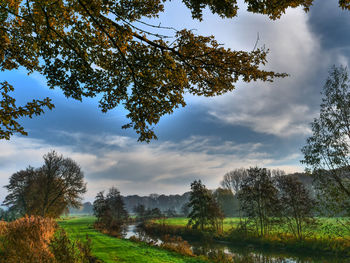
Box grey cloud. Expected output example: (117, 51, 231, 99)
(191, 5, 349, 139)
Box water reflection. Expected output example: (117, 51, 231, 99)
(124, 224, 348, 263)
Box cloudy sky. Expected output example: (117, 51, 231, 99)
(1, 0, 349, 202)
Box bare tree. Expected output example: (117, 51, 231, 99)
(220, 168, 248, 195)
(238, 167, 281, 237)
(276, 174, 316, 240)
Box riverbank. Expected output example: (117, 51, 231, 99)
(142, 218, 350, 259)
(58, 216, 208, 263)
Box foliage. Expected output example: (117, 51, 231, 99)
(133, 204, 164, 221)
(302, 66, 350, 216)
(0, 0, 292, 141)
(149, 217, 350, 257)
(0, 207, 18, 221)
(124, 192, 191, 213)
(0, 81, 54, 140)
(3, 151, 86, 218)
(50, 229, 102, 263)
(155, 217, 350, 240)
(0, 215, 102, 263)
(276, 174, 317, 240)
(93, 187, 129, 236)
(220, 168, 247, 195)
(181, 202, 191, 217)
(133, 204, 146, 219)
(237, 167, 281, 237)
(164, 208, 178, 218)
(213, 187, 237, 217)
(0, 215, 57, 263)
(160, 235, 194, 257)
(187, 180, 224, 232)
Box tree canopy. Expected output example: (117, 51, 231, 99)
(1, 0, 349, 141)
(3, 151, 86, 218)
(0, 0, 288, 142)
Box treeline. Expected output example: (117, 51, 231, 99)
(185, 167, 317, 241)
(68, 192, 192, 216)
(68, 171, 314, 218)
(123, 193, 191, 214)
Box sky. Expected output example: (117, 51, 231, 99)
(1, 0, 350, 202)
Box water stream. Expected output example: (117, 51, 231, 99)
(124, 224, 349, 263)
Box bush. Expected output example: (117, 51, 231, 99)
(0, 216, 102, 263)
(160, 235, 194, 256)
(50, 229, 102, 263)
(0, 215, 57, 263)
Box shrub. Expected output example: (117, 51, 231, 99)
(160, 235, 194, 257)
(50, 229, 102, 263)
(0, 216, 102, 263)
(0, 215, 57, 263)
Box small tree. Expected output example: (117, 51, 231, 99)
(133, 204, 146, 220)
(276, 175, 316, 240)
(180, 202, 191, 217)
(238, 167, 280, 237)
(187, 180, 223, 231)
(93, 187, 129, 235)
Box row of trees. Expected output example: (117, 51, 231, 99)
(133, 205, 163, 221)
(237, 167, 315, 240)
(186, 168, 315, 240)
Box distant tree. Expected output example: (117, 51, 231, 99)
(93, 187, 129, 234)
(146, 208, 163, 219)
(69, 202, 93, 215)
(238, 167, 280, 237)
(276, 175, 316, 240)
(187, 180, 223, 231)
(220, 168, 247, 195)
(133, 204, 146, 219)
(164, 208, 177, 218)
(3, 151, 86, 218)
(180, 202, 191, 217)
(0, 207, 18, 222)
(213, 188, 237, 217)
(302, 66, 350, 216)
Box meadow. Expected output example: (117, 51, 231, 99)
(58, 216, 208, 263)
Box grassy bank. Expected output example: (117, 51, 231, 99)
(155, 217, 350, 239)
(58, 216, 208, 263)
(146, 217, 350, 257)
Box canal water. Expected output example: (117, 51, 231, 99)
(124, 224, 349, 263)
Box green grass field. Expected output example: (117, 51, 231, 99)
(155, 217, 350, 238)
(58, 217, 207, 263)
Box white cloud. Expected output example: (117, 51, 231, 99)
(183, 6, 326, 138)
(0, 134, 303, 202)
